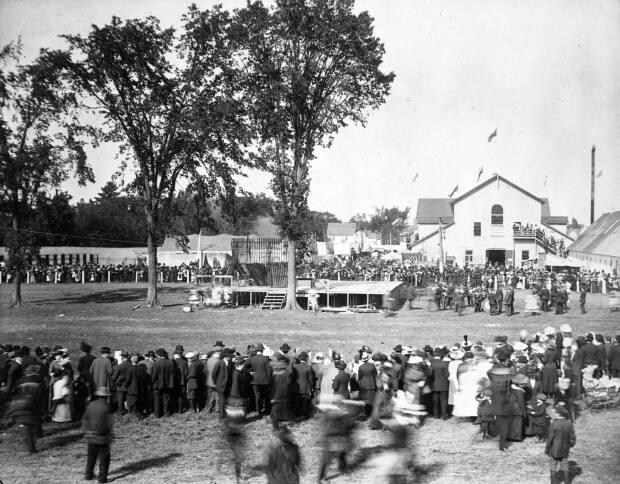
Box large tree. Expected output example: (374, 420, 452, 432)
(64, 7, 251, 307)
(0, 42, 94, 307)
(235, 0, 394, 308)
(368, 206, 410, 244)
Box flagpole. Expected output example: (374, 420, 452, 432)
(438, 217, 445, 276)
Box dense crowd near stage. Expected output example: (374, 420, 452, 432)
(2, 323, 619, 482)
(1, 257, 617, 293)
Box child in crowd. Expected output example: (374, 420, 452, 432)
(526, 393, 548, 442)
(476, 388, 494, 440)
(545, 405, 576, 484)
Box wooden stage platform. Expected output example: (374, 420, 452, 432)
(231, 280, 405, 308)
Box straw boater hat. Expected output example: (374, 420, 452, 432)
(512, 374, 529, 386)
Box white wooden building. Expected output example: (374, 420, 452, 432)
(412, 174, 575, 267)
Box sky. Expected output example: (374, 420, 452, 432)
(1, 0, 618, 226)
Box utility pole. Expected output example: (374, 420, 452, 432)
(591, 145, 596, 224)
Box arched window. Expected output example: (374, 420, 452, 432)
(491, 204, 503, 225)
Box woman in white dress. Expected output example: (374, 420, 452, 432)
(51, 369, 72, 425)
(452, 353, 480, 418)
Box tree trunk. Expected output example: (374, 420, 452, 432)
(145, 219, 161, 309)
(284, 237, 302, 310)
(9, 270, 23, 308)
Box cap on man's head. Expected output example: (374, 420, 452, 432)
(101, 346, 111, 355)
(280, 343, 291, 353)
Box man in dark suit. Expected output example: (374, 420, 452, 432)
(292, 352, 315, 420)
(582, 334, 605, 376)
(541, 286, 550, 312)
(211, 348, 234, 419)
(488, 290, 497, 316)
(495, 286, 504, 315)
(504, 286, 515, 316)
(579, 286, 587, 314)
(608, 335, 620, 377)
(550, 284, 558, 313)
(430, 348, 450, 419)
(173, 347, 188, 413)
(125, 355, 149, 417)
(112, 352, 132, 415)
(151, 348, 175, 417)
(6, 352, 24, 395)
(357, 351, 377, 418)
(244, 343, 272, 418)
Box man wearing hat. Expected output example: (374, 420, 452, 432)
(77, 342, 96, 396)
(357, 348, 377, 418)
(292, 351, 315, 420)
(151, 349, 175, 418)
(211, 348, 234, 419)
(112, 352, 132, 415)
(205, 344, 222, 414)
(173, 347, 188, 414)
(125, 355, 149, 417)
(244, 343, 272, 418)
(91, 347, 113, 399)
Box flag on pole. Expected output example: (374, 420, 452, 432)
(448, 184, 459, 198)
(596, 170, 603, 178)
(412, 172, 419, 183)
(544, 174, 548, 186)
(476, 166, 484, 182)
(488, 128, 497, 142)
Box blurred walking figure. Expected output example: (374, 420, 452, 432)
(264, 425, 301, 484)
(223, 404, 246, 483)
(7, 365, 46, 453)
(317, 399, 362, 482)
(82, 393, 113, 483)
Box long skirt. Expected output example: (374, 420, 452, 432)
(508, 415, 524, 441)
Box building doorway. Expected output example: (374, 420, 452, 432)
(486, 249, 506, 265)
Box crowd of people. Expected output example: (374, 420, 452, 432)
(298, 257, 617, 293)
(0, 261, 218, 285)
(2, 325, 619, 483)
(1, 258, 617, 294)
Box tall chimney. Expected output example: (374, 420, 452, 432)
(591, 145, 595, 224)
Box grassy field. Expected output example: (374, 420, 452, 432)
(1, 282, 619, 483)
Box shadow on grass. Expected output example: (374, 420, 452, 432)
(36, 286, 189, 305)
(40, 430, 84, 449)
(108, 452, 182, 481)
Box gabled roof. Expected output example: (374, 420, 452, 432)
(568, 211, 620, 257)
(415, 198, 454, 224)
(327, 222, 357, 237)
(451, 174, 543, 205)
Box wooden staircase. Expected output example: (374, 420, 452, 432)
(261, 290, 287, 310)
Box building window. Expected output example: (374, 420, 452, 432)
(60, 254, 65, 265)
(491, 204, 503, 225)
(465, 250, 473, 263)
(521, 250, 529, 261)
(473, 222, 481, 236)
